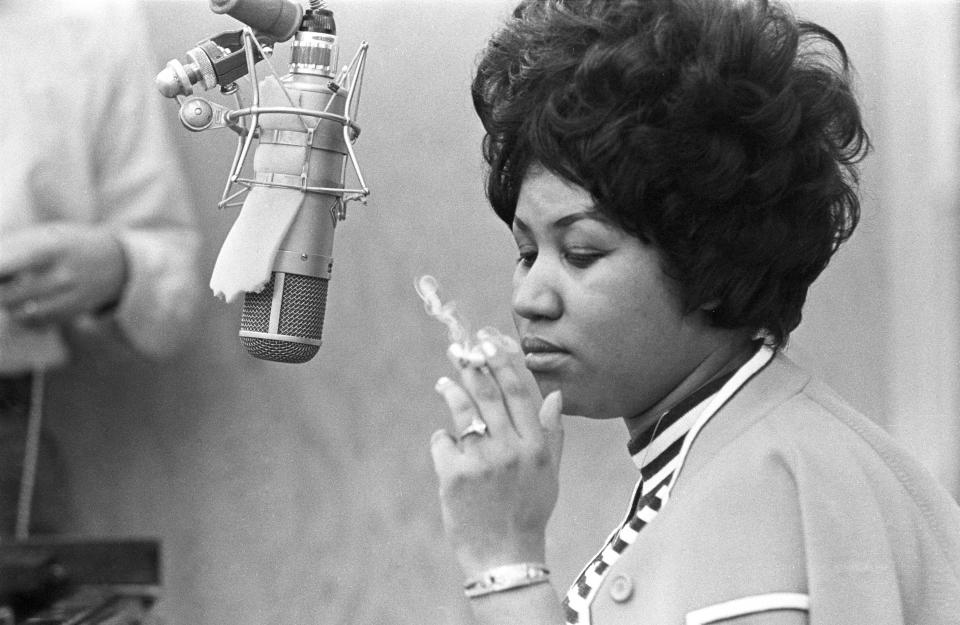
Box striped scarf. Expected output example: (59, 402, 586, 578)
(561, 372, 735, 625)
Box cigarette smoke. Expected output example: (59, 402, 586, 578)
(414, 275, 520, 356)
(414, 275, 472, 347)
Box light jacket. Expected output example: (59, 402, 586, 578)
(0, 0, 202, 371)
(590, 353, 960, 624)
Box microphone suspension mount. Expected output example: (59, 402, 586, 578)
(157, 2, 370, 209)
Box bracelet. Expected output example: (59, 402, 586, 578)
(463, 562, 550, 598)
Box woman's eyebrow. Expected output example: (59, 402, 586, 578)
(553, 211, 607, 229)
(513, 211, 608, 233)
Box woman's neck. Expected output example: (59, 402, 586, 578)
(622, 335, 760, 441)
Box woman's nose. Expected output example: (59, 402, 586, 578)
(512, 261, 562, 321)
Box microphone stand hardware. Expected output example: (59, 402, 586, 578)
(163, 23, 369, 211)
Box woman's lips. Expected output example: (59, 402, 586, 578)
(521, 337, 569, 371)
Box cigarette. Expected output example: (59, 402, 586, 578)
(448, 342, 487, 369)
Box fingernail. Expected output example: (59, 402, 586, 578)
(480, 340, 497, 359)
(547, 389, 563, 411)
(434, 376, 451, 392)
(447, 343, 466, 367)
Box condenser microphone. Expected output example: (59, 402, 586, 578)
(156, 0, 369, 363)
(236, 5, 349, 363)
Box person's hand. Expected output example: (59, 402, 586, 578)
(0, 222, 127, 327)
(430, 333, 563, 577)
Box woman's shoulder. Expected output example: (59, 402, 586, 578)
(678, 350, 960, 571)
(691, 351, 933, 488)
(589, 353, 960, 624)
(725, 353, 948, 499)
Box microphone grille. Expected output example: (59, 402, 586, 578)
(240, 272, 328, 363)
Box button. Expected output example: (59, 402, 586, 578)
(609, 574, 634, 603)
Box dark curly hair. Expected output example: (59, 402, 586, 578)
(472, 0, 869, 346)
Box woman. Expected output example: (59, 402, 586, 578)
(429, 1, 960, 624)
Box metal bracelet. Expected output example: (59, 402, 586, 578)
(463, 562, 550, 599)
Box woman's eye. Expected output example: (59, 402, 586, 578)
(517, 250, 538, 267)
(564, 250, 603, 268)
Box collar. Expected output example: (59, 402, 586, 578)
(627, 370, 736, 480)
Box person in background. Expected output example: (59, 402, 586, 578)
(0, 0, 202, 537)
(429, 1, 960, 623)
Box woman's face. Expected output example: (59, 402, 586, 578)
(511, 166, 721, 420)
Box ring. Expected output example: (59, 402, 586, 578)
(457, 419, 488, 442)
(20, 300, 39, 317)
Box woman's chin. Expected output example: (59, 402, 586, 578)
(531, 374, 560, 398)
(530, 377, 623, 420)
(531, 378, 587, 418)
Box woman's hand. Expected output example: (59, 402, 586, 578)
(430, 334, 563, 577)
(0, 222, 127, 326)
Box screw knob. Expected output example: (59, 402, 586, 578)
(179, 96, 214, 131)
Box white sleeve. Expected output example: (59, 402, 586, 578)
(89, 0, 204, 358)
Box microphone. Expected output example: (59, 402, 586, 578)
(156, 0, 370, 364)
(208, 0, 304, 43)
(237, 5, 342, 364)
